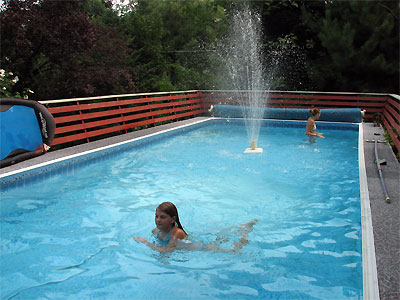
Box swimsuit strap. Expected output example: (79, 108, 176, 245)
(165, 228, 173, 243)
(158, 228, 173, 244)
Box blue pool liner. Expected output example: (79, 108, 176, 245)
(0, 118, 358, 189)
(212, 105, 362, 123)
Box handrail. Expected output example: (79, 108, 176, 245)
(200, 89, 390, 96)
(39, 90, 199, 104)
(39, 89, 394, 105)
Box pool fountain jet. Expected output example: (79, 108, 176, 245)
(223, 4, 276, 154)
(244, 140, 263, 154)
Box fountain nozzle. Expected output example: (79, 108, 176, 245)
(244, 140, 263, 154)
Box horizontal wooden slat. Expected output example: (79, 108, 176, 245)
(383, 110, 400, 134)
(54, 114, 84, 123)
(267, 99, 385, 107)
(55, 123, 86, 134)
(48, 105, 81, 114)
(268, 93, 387, 101)
(51, 132, 88, 145)
(385, 97, 400, 110)
(382, 118, 400, 152)
(145, 93, 200, 102)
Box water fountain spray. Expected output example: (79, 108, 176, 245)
(223, 6, 273, 154)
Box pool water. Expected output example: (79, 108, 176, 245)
(0, 119, 362, 299)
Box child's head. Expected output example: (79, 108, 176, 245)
(157, 202, 178, 219)
(157, 202, 186, 233)
(310, 108, 321, 116)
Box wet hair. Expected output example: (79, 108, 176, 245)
(157, 202, 186, 234)
(310, 108, 321, 116)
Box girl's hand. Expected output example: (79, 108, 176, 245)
(133, 237, 147, 243)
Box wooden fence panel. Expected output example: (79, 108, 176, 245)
(41, 90, 398, 154)
(200, 92, 388, 119)
(45, 92, 205, 147)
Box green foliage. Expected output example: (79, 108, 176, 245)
(301, 0, 399, 93)
(0, 0, 398, 99)
(0, 69, 34, 99)
(82, 0, 120, 28)
(383, 127, 400, 161)
(0, 0, 135, 100)
(384, 126, 399, 146)
(120, 0, 227, 92)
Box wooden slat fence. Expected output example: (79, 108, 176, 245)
(199, 90, 388, 119)
(40, 91, 205, 148)
(40, 90, 399, 155)
(381, 94, 400, 153)
(200, 90, 399, 155)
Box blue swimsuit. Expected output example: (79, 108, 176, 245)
(157, 230, 208, 250)
(157, 229, 173, 246)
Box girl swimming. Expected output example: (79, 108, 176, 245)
(306, 108, 325, 138)
(133, 202, 257, 253)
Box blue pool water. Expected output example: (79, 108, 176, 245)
(0, 119, 362, 299)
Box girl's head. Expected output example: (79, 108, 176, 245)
(156, 202, 186, 234)
(310, 108, 321, 117)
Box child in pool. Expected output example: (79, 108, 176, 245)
(133, 201, 257, 253)
(306, 108, 324, 138)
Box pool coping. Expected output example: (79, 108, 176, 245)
(359, 125, 380, 300)
(1, 117, 398, 299)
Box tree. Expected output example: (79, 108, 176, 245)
(2, 0, 397, 98)
(233, 0, 324, 91)
(301, 0, 399, 93)
(0, 0, 136, 100)
(121, 0, 227, 92)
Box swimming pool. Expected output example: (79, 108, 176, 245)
(1, 119, 364, 299)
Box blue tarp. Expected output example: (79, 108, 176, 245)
(0, 105, 43, 160)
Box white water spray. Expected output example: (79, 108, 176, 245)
(224, 7, 276, 153)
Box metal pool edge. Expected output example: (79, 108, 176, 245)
(359, 124, 380, 300)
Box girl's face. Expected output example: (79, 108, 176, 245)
(155, 208, 176, 232)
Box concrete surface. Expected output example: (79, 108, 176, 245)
(362, 123, 400, 300)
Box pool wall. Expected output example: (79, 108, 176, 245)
(0, 118, 359, 189)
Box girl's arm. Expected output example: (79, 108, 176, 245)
(133, 227, 186, 252)
(307, 131, 324, 138)
(133, 236, 178, 253)
(134, 227, 183, 253)
(306, 119, 324, 138)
